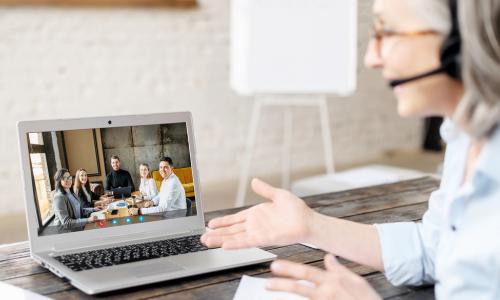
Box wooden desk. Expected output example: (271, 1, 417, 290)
(0, 177, 438, 299)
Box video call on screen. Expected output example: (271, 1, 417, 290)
(28, 123, 197, 236)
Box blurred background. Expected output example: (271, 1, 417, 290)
(0, 0, 443, 244)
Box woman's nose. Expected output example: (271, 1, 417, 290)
(364, 39, 384, 69)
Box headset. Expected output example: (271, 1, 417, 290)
(389, 0, 461, 88)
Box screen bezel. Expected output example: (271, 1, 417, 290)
(18, 112, 205, 253)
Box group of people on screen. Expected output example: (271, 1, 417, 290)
(51, 155, 187, 226)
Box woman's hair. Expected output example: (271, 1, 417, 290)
(409, 0, 451, 34)
(73, 168, 91, 196)
(54, 168, 70, 195)
(454, 0, 500, 137)
(140, 163, 152, 179)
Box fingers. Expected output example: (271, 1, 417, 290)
(270, 260, 324, 284)
(201, 223, 246, 248)
(208, 209, 248, 229)
(205, 223, 246, 237)
(323, 254, 359, 281)
(202, 232, 255, 249)
(220, 232, 260, 249)
(324, 254, 339, 271)
(266, 278, 316, 299)
(324, 254, 350, 273)
(251, 178, 278, 201)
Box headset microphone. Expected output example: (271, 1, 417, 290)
(389, 67, 446, 88)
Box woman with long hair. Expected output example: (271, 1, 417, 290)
(138, 163, 158, 206)
(53, 169, 99, 227)
(73, 168, 100, 209)
(201, 0, 500, 298)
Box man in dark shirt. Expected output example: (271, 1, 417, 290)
(105, 155, 135, 191)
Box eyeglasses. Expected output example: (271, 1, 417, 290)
(371, 18, 439, 58)
(62, 176, 73, 181)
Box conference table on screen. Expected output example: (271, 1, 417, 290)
(84, 194, 161, 230)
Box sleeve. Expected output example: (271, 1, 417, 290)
(374, 188, 445, 286)
(151, 193, 160, 205)
(53, 195, 87, 227)
(82, 207, 95, 216)
(127, 172, 135, 191)
(105, 173, 112, 190)
(148, 179, 158, 200)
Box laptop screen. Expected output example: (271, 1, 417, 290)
(26, 122, 197, 236)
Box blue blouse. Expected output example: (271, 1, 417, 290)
(375, 119, 500, 299)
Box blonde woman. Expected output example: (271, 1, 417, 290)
(202, 0, 500, 298)
(73, 168, 100, 209)
(138, 163, 158, 202)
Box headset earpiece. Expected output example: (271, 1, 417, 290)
(440, 0, 461, 80)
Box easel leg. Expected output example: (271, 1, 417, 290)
(318, 97, 335, 174)
(282, 106, 293, 189)
(235, 98, 262, 207)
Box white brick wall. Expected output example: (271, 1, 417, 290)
(0, 0, 421, 218)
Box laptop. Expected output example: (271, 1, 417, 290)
(17, 112, 276, 295)
(111, 186, 132, 199)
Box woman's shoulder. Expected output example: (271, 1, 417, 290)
(146, 178, 157, 185)
(54, 190, 65, 197)
(53, 190, 69, 202)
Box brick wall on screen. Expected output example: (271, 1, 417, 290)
(0, 0, 421, 215)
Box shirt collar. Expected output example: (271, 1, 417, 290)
(473, 125, 500, 184)
(163, 172, 175, 181)
(440, 118, 462, 144)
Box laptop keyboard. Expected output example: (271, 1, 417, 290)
(53, 234, 209, 272)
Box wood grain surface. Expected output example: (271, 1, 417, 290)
(0, 177, 439, 299)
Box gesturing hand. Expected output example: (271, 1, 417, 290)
(267, 254, 381, 300)
(201, 178, 316, 249)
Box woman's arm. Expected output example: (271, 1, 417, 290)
(202, 178, 384, 271)
(307, 213, 383, 271)
(53, 194, 87, 227)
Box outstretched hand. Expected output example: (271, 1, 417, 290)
(201, 178, 316, 249)
(267, 254, 381, 300)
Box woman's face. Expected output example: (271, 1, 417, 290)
(140, 165, 149, 179)
(61, 172, 73, 189)
(364, 0, 463, 118)
(78, 171, 88, 185)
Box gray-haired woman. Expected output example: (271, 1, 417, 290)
(53, 169, 99, 228)
(201, 0, 500, 298)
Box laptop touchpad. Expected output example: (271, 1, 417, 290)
(127, 261, 185, 278)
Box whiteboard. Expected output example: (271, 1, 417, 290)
(230, 0, 357, 96)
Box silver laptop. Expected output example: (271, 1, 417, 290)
(17, 112, 275, 295)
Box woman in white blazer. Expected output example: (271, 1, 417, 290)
(138, 163, 158, 201)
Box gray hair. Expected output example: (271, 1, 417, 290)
(409, 0, 451, 34)
(454, 0, 500, 137)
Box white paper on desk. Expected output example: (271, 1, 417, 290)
(90, 211, 106, 220)
(0, 281, 51, 299)
(233, 275, 310, 300)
